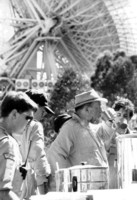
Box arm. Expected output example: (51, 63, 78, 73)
(97, 121, 116, 151)
(47, 122, 74, 172)
(0, 137, 20, 200)
(27, 122, 51, 193)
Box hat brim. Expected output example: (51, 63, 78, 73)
(44, 105, 55, 114)
(75, 97, 108, 108)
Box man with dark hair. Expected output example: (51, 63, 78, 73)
(108, 97, 134, 189)
(0, 91, 37, 200)
(25, 89, 54, 115)
(54, 113, 72, 134)
(18, 89, 54, 199)
(112, 97, 134, 134)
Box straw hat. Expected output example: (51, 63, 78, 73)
(75, 89, 107, 108)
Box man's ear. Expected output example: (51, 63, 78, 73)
(84, 105, 91, 114)
(10, 109, 18, 120)
(85, 105, 89, 112)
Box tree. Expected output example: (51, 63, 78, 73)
(91, 50, 113, 92)
(130, 55, 137, 69)
(126, 72, 137, 111)
(49, 67, 90, 114)
(91, 50, 135, 106)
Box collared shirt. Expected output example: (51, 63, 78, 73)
(47, 113, 115, 174)
(0, 125, 22, 196)
(19, 120, 51, 198)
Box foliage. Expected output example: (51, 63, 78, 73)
(130, 55, 137, 69)
(91, 50, 136, 107)
(49, 67, 90, 114)
(91, 50, 113, 90)
(43, 67, 90, 146)
(126, 72, 137, 111)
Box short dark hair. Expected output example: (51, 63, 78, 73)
(54, 113, 72, 133)
(25, 89, 48, 107)
(25, 89, 54, 114)
(1, 91, 38, 117)
(113, 97, 134, 119)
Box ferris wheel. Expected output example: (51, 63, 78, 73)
(0, 0, 137, 89)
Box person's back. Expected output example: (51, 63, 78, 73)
(46, 113, 71, 191)
(20, 120, 51, 198)
(18, 89, 54, 199)
(48, 115, 108, 169)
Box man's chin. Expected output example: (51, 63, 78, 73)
(14, 128, 25, 135)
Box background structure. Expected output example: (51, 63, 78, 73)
(0, 0, 137, 82)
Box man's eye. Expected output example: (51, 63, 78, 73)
(123, 114, 128, 118)
(117, 113, 122, 117)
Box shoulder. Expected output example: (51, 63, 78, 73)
(0, 133, 18, 156)
(26, 120, 44, 140)
(0, 128, 10, 146)
(67, 117, 82, 129)
(57, 118, 79, 142)
(60, 118, 78, 132)
(27, 120, 43, 131)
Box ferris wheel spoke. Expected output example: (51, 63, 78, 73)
(3, 25, 40, 61)
(23, 0, 45, 30)
(9, 25, 38, 46)
(59, 0, 82, 16)
(10, 39, 39, 78)
(67, 11, 112, 27)
(64, 0, 102, 21)
(53, 0, 69, 13)
(3, 49, 27, 64)
(29, 0, 48, 20)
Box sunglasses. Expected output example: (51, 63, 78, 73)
(22, 113, 33, 122)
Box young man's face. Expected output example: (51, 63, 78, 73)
(14, 110, 34, 134)
(115, 108, 131, 134)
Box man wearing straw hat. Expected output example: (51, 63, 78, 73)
(47, 89, 116, 191)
